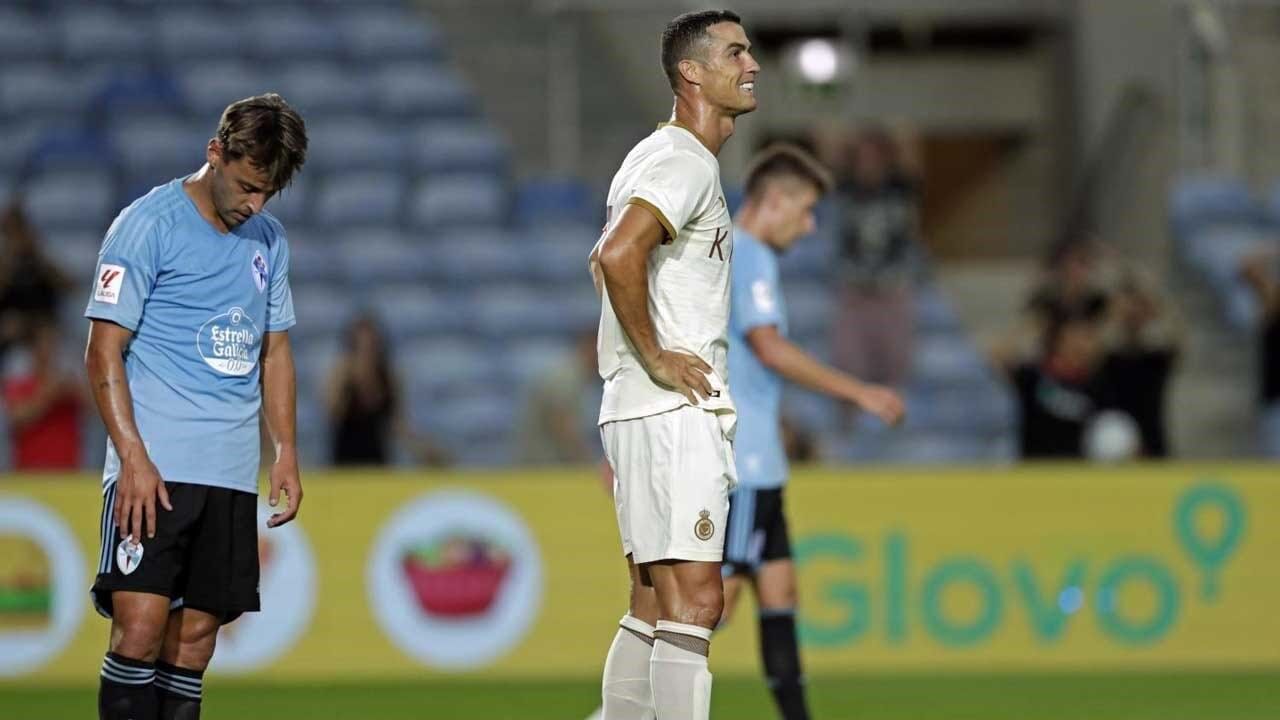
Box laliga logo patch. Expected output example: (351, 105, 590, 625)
(116, 537, 144, 575)
(251, 251, 268, 293)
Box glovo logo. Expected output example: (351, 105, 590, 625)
(795, 482, 1246, 649)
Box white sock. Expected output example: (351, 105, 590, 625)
(650, 620, 713, 720)
(602, 614, 656, 720)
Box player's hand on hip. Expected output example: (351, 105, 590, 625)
(267, 451, 303, 528)
(854, 384, 906, 427)
(114, 448, 172, 542)
(647, 349, 715, 405)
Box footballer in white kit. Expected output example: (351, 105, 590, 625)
(593, 119, 738, 564)
(587, 11, 760, 720)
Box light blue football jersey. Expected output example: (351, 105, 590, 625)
(85, 178, 295, 494)
(728, 229, 788, 489)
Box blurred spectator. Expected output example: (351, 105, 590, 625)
(0, 201, 71, 359)
(2, 318, 84, 470)
(995, 312, 1120, 459)
(325, 313, 448, 467)
(829, 127, 922, 406)
(1026, 236, 1112, 328)
(515, 331, 600, 464)
(1240, 249, 1280, 458)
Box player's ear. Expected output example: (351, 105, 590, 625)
(677, 58, 702, 87)
(206, 138, 222, 167)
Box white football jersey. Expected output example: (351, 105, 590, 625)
(590, 122, 736, 427)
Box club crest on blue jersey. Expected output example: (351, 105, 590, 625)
(252, 250, 269, 293)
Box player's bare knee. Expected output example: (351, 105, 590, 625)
(681, 584, 724, 629)
(110, 618, 165, 661)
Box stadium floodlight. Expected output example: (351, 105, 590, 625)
(785, 36, 856, 87)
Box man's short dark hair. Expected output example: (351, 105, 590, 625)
(661, 9, 742, 91)
(744, 143, 833, 199)
(216, 93, 308, 192)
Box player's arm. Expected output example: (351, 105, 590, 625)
(85, 319, 171, 541)
(746, 325, 905, 425)
(260, 330, 303, 527)
(597, 203, 714, 404)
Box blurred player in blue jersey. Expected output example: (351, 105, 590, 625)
(84, 94, 307, 720)
(723, 145, 905, 720)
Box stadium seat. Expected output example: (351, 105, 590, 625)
(21, 169, 117, 233)
(154, 8, 249, 59)
(109, 116, 208, 189)
(515, 178, 596, 226)
(276, 63, 374, 115)
(46, 229, 103, 285)
(407, 174, 507, 228)
(0, 63, 96, 122)
(521, 236, 596, 284)
(0, 8, 55, 61)
(314, 171, 406, 227)
(305, 117, 405, 172)
(267, 177, 312, 227)
(1169, 175, 1259, 238)
(289, 283, 359, 340)
(335, 6, 442, 60)
(371, 62, 470, 118)
(910, 333, 990, 388)
(434, 229, 527, 284)
(245, 8, 343, 60)
(60, 7, 153, 62)
(784, 281, 834, 338)
(177, 62, 276, 118)
(335, 229, 435, 285)
(92, 70, 185, 120)
(913, 284, 961, 333)
(400, 335, 496, 396)
(286, 229, 344, 283)
(367, 284, 463, 339)
(408, 121, 506, 173)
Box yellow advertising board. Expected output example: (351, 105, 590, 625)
(0, 464, 1276, 684)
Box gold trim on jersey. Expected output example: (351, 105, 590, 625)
(626, 197, 677, 244)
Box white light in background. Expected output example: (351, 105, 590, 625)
(796, 38, 839, 84)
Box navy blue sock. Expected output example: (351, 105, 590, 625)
(155, 661, 203, 720)
(99, 652, 157, 720)
(760, 609, 810, 720)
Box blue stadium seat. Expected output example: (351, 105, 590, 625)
(521, 237, 595, 284)
(267, 178, 311, 227)
(400, 335, 496, 397)
(154, 8, 249, 59)
(407, 174, 506, 228)
(1169, 175, 1259, 238)
(286, 229, 343, 283)
(0, 63, 96, 122)
(434, 229, 526, 284)
(372, 62, 470, 118)
(909, 333, 989, 388)
(408, 122, 506, 173)
(367, 284, 462, 338)
(305, 117, 404, 172)
(314, 171, 406, 226)
(0, 122, 45, 173)
(109, 116, 208, 190)
(335, 6, 442, 60)
(336, 229, 434, 285)
(289, 283, 358, 341)
(22, 168, 116, 233)
(913, 284, 961, 333)
(276, 63, 373, 115)
(245, 8, 342, 60)
(60, 8, 153, 62)
(502, 338, 577, 386)
(93, 70, 185, 120)
(515, 178, 596, 226)
(177, 62, 275, 118)
(0, 8, 55, 60)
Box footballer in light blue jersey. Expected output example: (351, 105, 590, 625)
(720, 146, 904, 720)
(86, 178, 295, 494)
(86, 94, 307, 718)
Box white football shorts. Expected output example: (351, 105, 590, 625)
(601, 405, 737, 564)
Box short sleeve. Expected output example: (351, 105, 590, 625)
(265, 230, 296, 332)
(84, 211, 162, 332)
(731, 245, 783, 334)
(627, 151, 713, 242)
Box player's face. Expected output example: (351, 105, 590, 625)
(207, 141, 276, 231)
(767, 181, 821, 251)
(700, 22, 760, 115)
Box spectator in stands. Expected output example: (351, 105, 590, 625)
(515, 330, 600, 464)
(1100, 269, 1182, 458)
(325, 313, 448, 466)
(2, 317, 84, 470)
(829, 127, 922, 415)
(0, 201, 71, 360)
(1026, 236, 1112, 327)
(995, 311, 1120, 459)
(1240, 249, 1280, 457)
